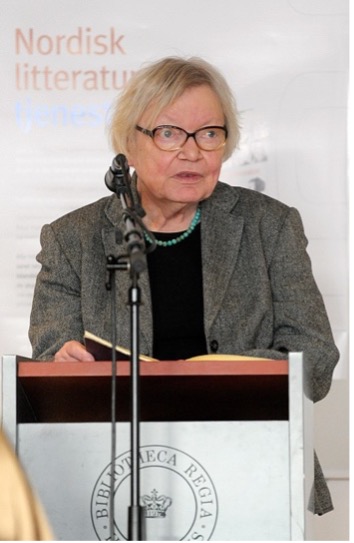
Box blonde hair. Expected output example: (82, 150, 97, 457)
(108, 56, 240, 161)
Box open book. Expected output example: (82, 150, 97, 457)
(84, 331, 156, 361)
(84, 331, 269, 362)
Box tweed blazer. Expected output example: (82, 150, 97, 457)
(29, 181, 339, 514)
(30, 181, 338, 395)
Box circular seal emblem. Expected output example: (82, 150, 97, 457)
(91, 444, 218, 540)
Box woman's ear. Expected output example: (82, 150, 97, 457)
(126, 140, 135, 168)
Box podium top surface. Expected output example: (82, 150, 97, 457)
(17, 358, 288, 378)
(15, 358, 289, 423)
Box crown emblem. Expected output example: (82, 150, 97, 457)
(141, 489, 172, 518)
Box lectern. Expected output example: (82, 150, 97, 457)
(1, 354, 313, 540)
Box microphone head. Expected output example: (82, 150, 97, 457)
(115, 154, 129, 173)
(104, 154, 128, 192)
(104, 155, 145, 218)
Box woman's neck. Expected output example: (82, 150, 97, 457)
(142, 201, 199, 233)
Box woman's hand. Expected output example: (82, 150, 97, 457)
(54, 340, 95, 362)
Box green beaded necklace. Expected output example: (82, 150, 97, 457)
(144, 207, 201, 247)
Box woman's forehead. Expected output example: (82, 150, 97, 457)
(139, 85, 223, 126)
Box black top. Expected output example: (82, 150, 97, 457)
(146, 224, 207, 360)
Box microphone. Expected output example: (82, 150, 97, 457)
(105, 155, 146, 219)
(105, 154, 130, 193)
(104, 154, 147, 274)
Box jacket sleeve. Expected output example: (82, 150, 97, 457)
(241, 206, 339, 403)
(29, 223, 84, 360)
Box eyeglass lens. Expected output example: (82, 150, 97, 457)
(153, 126, 226, 150)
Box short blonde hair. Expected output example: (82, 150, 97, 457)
(108, 56, 240, 161)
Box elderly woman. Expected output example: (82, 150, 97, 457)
(29, 56, 339, 514)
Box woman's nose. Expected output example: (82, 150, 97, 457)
(177, 135, 202, 160)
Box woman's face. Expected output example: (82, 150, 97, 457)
(127, 85, 225, 210)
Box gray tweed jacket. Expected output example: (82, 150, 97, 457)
(29, 181, 339, 514)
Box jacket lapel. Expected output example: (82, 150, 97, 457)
(201, 187, 244, 336)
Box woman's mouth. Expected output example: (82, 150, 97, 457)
(175, 171, 202, 181)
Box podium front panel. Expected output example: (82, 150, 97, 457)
(19, 420, 290, 541)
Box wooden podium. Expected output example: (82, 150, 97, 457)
(1, 354, 313, 541)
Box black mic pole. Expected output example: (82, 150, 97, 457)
(105, 154, 146, 541)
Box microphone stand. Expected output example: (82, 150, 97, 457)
(105, 155, 148, 541)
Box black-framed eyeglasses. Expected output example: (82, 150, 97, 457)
(135, 124, 228, 151)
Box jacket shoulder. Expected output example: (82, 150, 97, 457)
(49, 195, 114, 231)
(213, 182, 293, 218)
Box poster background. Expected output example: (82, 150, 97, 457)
(0, 1, 349, 540)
